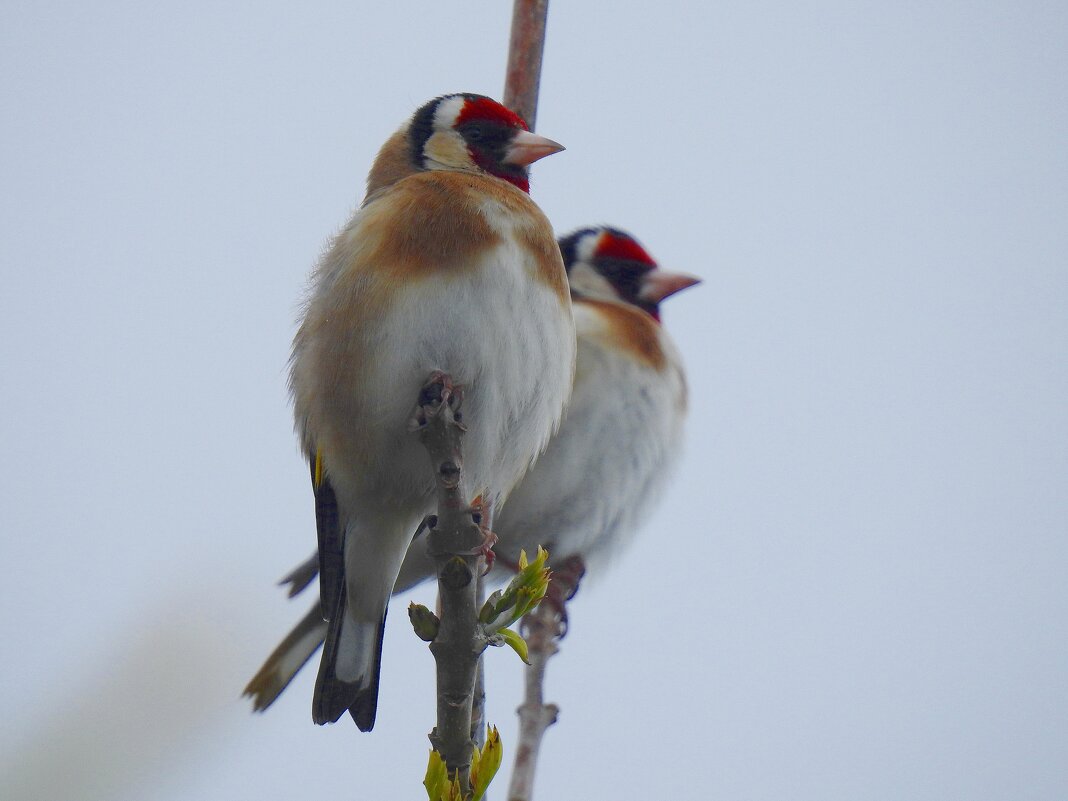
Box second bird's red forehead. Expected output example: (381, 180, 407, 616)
(457, 96, 529, 131)
(595, 232, 656, 266)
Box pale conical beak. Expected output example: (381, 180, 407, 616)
(503, 130, 566, 166)
(638, 271, 702, 304)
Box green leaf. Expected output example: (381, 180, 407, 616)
(424, 750, 448, 800)
(470, 726, 503, 801)
(498, 627, 530, 664)
(479, 589, 505, 623)
(423, 750, 465, 801)
(481, 546, 552, 635)
(409, 603, 440, 642)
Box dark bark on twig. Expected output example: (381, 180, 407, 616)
(413, 375, 489, 793)
(503, 0, 550, 130)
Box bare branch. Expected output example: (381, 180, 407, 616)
(500, 8, 557, 797)
(507, 557, 585, 801)
(503, 0, 550, 129)
(507, 603, 558, 801)
(471, 626, 487, 750)
(412, 373, 490, 793)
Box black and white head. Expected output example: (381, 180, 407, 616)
(407, 93, 564, 193)
(558, 226, 701, 321)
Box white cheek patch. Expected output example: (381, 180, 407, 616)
(568, 261, 617, 301)
(423, 130, 473, 171)
(423, 96, 475, 171)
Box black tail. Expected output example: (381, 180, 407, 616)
(312, 590, 386, 731)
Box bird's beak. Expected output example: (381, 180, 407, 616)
(503, 130, 566, 166)
(638, 271, 702, 303)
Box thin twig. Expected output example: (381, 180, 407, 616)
(471, 644, 486, 749)
(502, 3, 555, 797)
(470, 497, 495, 755)
(507, 559, 584, 801)
(502, 0, 550, 129)
(413, 373, 489, 793)
(471, 573, 488, 752)
(507, 603, 559, 801)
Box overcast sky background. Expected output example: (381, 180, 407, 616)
(1, 1, 1066, 799)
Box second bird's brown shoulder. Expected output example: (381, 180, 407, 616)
(579, 298, 667, 370)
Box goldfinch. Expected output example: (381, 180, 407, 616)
(477, 226, 698, 576)
(276, 93, 574, 731)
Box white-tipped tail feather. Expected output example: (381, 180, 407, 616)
(313, 588, 386, 730)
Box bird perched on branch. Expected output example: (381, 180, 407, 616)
(398, 226, 699, 588)
(246, 226, 698, 716)
(477, 225, 699, 581)
(274, 93, 574, 731)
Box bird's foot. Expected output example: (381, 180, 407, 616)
(523, 554, 585, 638)
(468, 493, 498, 574)
(408, 371, 465, 432)
(476, 529, 499, 575)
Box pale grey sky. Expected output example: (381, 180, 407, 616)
(1, 2, 1066, 799)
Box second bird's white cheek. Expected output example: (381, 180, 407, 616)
(566, 262, 616, 301)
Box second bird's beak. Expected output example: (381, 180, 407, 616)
(504, 130, 566, 167)
(639, 271, 702, 304)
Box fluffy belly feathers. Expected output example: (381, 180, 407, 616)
(293, 236, 574, 517)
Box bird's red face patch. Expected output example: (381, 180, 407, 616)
(595, 232, 657, 266)
(454, 96, 533, 192)
(457, 96, 529, 131)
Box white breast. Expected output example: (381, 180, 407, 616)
(491, 301, 687, 571)
(295, 222, 575, 522)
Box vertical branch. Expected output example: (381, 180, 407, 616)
(471, 571, 489, 753)
(506, 557, 584, 801)
(506, 604, 559, 801)
(413, 374, 489, 794)
(503, 3, 555, 799)
(503, 0, 550, 129)
(470, 651, 486, 748)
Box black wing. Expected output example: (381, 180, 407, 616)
(309, 449, 344, 621)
